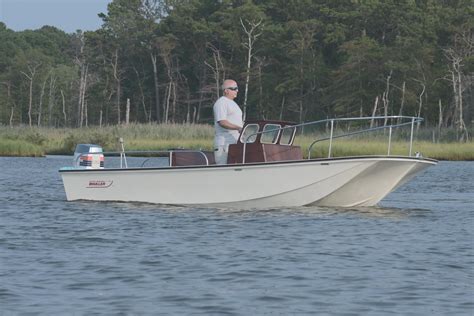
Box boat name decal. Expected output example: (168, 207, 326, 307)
(87, 180, 113, 188)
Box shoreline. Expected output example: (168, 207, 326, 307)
(1, 140, 472, 161)
(1, 124, 473, 161)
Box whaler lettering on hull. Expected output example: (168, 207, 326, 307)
(87, 180, 113, 188)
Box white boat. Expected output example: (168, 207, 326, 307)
(59, 116, 437, 208)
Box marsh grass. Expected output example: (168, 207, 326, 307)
(297, 138, 474, 160)
(0, 124, 214, 155)
(0, 139, 44, 157)
(0, 124, 472, 160)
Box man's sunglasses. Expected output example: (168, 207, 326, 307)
(226, 87, 239, 91)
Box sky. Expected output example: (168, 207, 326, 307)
(0, 0, 112, 33)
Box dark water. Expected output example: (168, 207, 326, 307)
(0, 157, 472, 315)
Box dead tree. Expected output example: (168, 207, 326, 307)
(291, 21, 317, 124)
(20, 62, 41, 127)
(111, 49, 122, 125)
(240, 18, 263, 121)
(255, 56, 267, 119)
(444, 48, 470, 141)
(396, 81, 406, 124)
(158, 36, 177, 123)
(382, 70, 392, 126)
(204, 43, 226, 99)
(1, 82, 15, 127)
(60, 89, 67, 126)
(48, 72, 57, 126)
(411, 78, 426, 132)
(370, 95, 379, 128)
(125, 98, 130, 125)
(37, 75, 48, 126)
(443, 27, 472, 141)
(133, 67, 150, 123)
(74, 32, 89, 127)
(150, 52, 161, 122)
(77, 64, 89, 127)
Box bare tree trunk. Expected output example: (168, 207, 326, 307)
(299, 51, 304, 124)
(205, 43, 225, 99)
(134, 67, 149, 122)
(370, 96, 379, 128)
(48, 73, 56, 126)
(77, 66, 84, 127)
(417, 86, 425, 131)
(172, 81, 177, 123)
(240, 18, 263, 121)
(196, 68, 207, 123)
(77, 60, 89, 127)
(3, 82, 15, 127)
(279, 96, 285, 121)
(85, 99, 88, 127)
(164, 82, 171, 123)
(382, 70, 392, 126)
(111, 49, 122, 125)
(412, 79, 426, 131)
(150, 53, 161, 122)
(397, 81, 406, 124)
(159, 40, 176, 124)
(195, 100, 201, 123)
(444, 31, 471, 141)
(75, 32, 87, 128)
(125, 98, 130, 125)
(21, 64, 40, 127)
(78, 65, 88, 127)
(9, 106, 14, 127)
(257, 58, 264, 119)
(27, 73, 34, 127)
(185, 89, 191, 124)
(37, 76, 47, 126)
(299, 100, 304, 124)
(61, 89, 67, 126)
(437, 99, 443, 143)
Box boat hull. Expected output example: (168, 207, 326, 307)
(59, 156, 436, 209)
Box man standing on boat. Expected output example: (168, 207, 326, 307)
(213, 79, 243, 165)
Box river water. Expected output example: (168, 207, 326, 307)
(0, 157, 472, 315)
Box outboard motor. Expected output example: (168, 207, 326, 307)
(73, 144, 104, 169)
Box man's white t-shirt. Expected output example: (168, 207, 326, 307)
(213, 96, 243, 147)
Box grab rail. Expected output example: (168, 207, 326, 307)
(307, 116, 422, 158)
(101, 149, 210, 168)
(242, 116, 423, 163)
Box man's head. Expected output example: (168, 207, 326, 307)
(222, 79, 238, 100)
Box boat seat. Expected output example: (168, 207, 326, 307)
(227, 143, 303, 164)
(170, 151, 216, 166)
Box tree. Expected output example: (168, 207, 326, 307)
(240, 17, 263, 121)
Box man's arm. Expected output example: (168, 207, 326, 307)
(218, 120, 242, 132)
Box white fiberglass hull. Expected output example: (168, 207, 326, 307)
(60, 156, 436, 209)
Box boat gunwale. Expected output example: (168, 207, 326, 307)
(59, 155, 438, 173)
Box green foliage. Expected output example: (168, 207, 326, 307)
(0, 0, 472, 139)
(0, 139, 44, 157)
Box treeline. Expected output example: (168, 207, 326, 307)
(0, 0, 472, 140)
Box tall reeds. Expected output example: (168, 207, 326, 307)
(0, 124, 472, 160)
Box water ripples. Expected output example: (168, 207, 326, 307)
(0, 158, 472, 315)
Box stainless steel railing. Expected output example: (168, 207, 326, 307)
(100, 149, 210, 168)
(242, 116, 424, 163)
